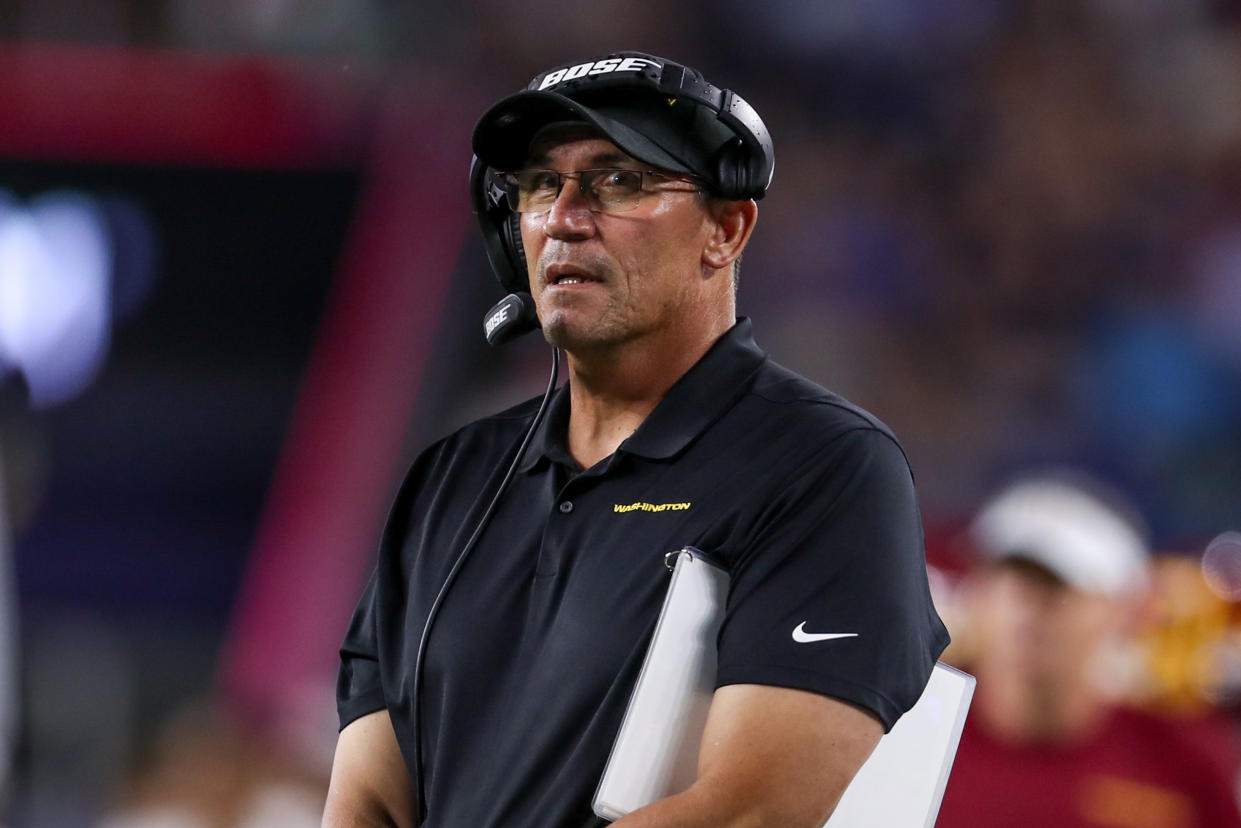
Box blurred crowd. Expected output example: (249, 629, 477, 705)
(0, 0, 1240, 825)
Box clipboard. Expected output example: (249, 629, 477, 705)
(593, 547, 974, 827)
(593, 547, 729, 819)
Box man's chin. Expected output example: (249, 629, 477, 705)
(540, 312, 622, 353)
(542, 322, 597, 352)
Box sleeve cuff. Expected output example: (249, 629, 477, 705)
(716, 662, 903, 732)
(337, 687, 387, 732)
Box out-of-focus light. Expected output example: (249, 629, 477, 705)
(0, 191, 112, 408)
(1201, 531, 1241, 602)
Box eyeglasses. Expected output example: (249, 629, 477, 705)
(498, 168, 701, 214)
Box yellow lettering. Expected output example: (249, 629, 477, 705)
(612, 501, 694, 514)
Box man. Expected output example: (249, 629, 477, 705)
(937, 474, 1241, 828)
(324, 52, 948, 828)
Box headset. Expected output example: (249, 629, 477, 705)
(470, 52, 776, 298)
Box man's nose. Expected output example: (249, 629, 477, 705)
(543, 177, 596, 240)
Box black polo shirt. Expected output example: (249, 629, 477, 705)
(338, 318, 948, 828)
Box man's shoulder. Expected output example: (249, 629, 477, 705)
(744, 358, 901, 446)
(415, 393, 545, 468)
(448, 393, 545, 438)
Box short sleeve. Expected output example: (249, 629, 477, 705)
(336, 567, 388, 730)
(715, 426, 949, 731)
(334, 437, 449, 732)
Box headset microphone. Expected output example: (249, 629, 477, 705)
(483, 291, 540, 346)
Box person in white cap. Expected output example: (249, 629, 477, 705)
(937, 473, 1241, 828)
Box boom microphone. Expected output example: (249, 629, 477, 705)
(483, 292, 540, 346)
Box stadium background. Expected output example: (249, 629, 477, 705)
(0, 1, 1239, 824)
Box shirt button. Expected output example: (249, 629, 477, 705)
(559, 501, 574, 514)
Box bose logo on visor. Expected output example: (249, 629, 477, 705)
(536, 57, 661, 91)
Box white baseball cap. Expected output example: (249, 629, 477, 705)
(971, 474, 1150, 597)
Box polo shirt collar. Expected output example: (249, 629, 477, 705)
(519, 382, 574, 472)
(519, 317, 767, 471)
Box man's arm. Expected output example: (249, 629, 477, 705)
(323, 710, 418, 828)
(612, 683, 882, 828)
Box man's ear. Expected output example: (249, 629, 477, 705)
(702, 199, 757, 273)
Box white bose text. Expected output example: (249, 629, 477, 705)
(537, 57, 661, 91)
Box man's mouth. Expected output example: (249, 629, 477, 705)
(546, 265, 602, 287)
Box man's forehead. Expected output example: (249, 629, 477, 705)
(526, 124, 638, 167)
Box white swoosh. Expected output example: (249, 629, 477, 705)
(792, 622, 859, 644)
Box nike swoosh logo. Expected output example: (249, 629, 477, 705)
(792, 622, 859, 644)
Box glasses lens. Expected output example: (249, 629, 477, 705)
(581, 169, 644, 212)
(502, 169, 659, 213)
(503, 170, 561, 212)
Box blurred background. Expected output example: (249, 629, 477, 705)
(0, 1, 1239, 825)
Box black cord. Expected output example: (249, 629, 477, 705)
(409, 345, 561, 821)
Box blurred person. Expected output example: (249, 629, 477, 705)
(99, 701, 324, 828)
(937, 474, 1241, 828)
(323, 51, 948, 827)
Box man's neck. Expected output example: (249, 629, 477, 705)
(563, 315, 733, 469)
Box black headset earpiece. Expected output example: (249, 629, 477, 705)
(470, 155, 529, 294)
(712, 138, 751, 201)
(651, 62, 774, 200)
(503, 213, 526, 288)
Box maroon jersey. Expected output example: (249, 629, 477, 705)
(938, 706, 1241, 828)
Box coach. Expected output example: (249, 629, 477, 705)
(324, 51, 948, 828)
